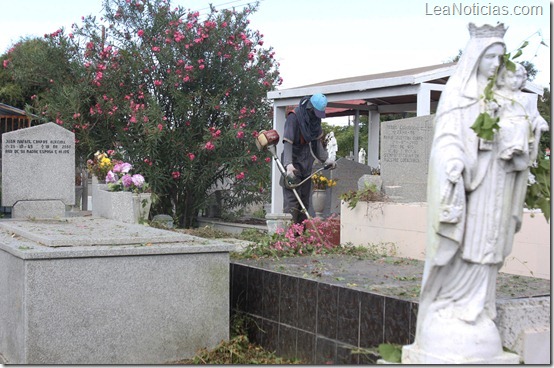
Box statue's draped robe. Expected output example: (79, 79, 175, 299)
(416, 31, 531, 336)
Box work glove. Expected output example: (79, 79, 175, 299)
(324, 158, 336, 170)
(285, 164, 300, 185)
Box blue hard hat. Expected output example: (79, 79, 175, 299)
(309, 93, 327, 118)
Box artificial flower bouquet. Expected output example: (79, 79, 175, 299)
(87, 150, 116, 181)
(311, 173, 337, 190)
(105, 162, 150, 193)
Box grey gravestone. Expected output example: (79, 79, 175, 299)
(380, 115, 434, 202)
(0, 217, 232, 364)
(152, 214, 175, 229)
(2, 122, 75, 218)
(310, 159, 373, 216)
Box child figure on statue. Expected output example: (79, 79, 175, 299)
(495, 63, 533, 171)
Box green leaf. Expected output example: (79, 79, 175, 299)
(512, 49, 523, 60)
(538, 158, 550, 169)
(526, 152, 551, 222)
(378, 343, 402, 363)
(520, 40, 529, 49)
(504, 59, 516, 72)
(483, 79, 496, 100)
(471, 113, 485, 131)
(471, 112, 499, 141)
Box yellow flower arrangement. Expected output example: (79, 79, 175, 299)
(87, 151, 116, 180)
(312, 173, 337, 190)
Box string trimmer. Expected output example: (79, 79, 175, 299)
(255, 129, 336, 222)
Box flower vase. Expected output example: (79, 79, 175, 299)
(133, 192, 152, 223)
(92, 176, 152, 223)
(91, 176, 109, 216)
(311, 189, 326, 217)
(73, 185, 83, 211)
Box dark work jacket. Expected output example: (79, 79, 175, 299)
(281, 110, 328, 179)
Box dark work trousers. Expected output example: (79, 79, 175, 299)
(283, 179, 312, 224)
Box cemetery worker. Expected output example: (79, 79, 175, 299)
(281, 93, 336, 224)
(413, 23, 549, 357)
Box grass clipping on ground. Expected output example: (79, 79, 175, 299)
(175, 335, 303, 364)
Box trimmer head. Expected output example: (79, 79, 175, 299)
(255, 129, 280, 151)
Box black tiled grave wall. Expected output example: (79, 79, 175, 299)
(230, 262, 418, 364)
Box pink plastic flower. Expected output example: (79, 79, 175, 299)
(188, 153, 195, 161)
(204, 141, 215, 150)
(105, 170, 117, 183)
(131, 174, 145, 188)
(236, 172, 245, 180)
(137, 30, 144, 37)
(113, 162, 132, 173)
(121, 174, 133, 188)
(171, 171, 180, 180)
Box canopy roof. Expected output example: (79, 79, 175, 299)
(0, 103, 37, 135)
(268, 62, 543, 118)
(0, 103, 28, 118)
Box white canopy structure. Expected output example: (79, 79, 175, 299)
(266, 62, 543, 214)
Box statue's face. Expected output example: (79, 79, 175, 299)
(478, 44, 504, 79)
(504, 69, 526, 91)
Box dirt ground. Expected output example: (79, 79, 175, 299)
(233, 253, 550, 302)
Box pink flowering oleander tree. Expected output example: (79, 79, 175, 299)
(23, 0, 281, 227)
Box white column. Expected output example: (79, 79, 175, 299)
(367, 109, 380, 169)
(270, 105, 286, 213)
(353, 110, 360, 162)
(416, 83, 431, 116)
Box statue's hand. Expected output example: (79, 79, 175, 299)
(446, 159, 464, 183)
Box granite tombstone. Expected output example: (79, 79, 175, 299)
(380, 115, 434, 202)
(2, 123, 75, 218)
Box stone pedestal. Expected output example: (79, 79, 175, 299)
(92, 180, 152, 224)
(265, 212, 292, 234)
(402, 344, 520, 364)
(0, 217, 233, 364)
(12, 200, 66, 219)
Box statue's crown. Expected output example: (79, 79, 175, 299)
(468, 23, 507, 38)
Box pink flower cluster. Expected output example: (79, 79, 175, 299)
(105, 162, 148, 192)
(271, 216, 340, 255)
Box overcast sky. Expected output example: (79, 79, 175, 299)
(1, 0, 550, 93)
